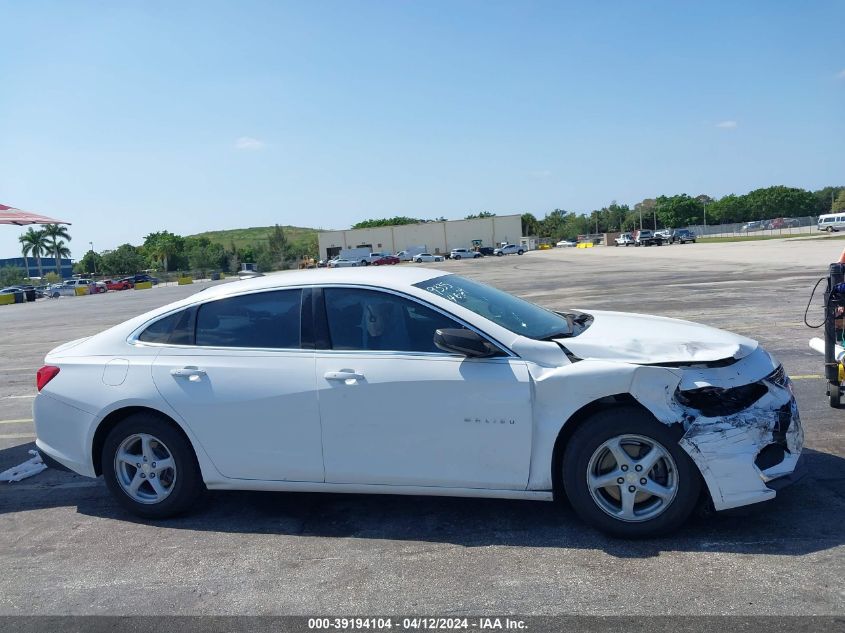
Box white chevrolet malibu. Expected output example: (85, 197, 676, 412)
(34, 268, 802, 537)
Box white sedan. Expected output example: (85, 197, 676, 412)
(556, 240, 577, 248)
(327, 258, 359, 268)
(413, 253, 445, 263)
(34, 268, 802, 537)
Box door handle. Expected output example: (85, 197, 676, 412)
(170, 367, 207, 378)
(324, 371, 365, 382)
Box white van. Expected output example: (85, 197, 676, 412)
(818, 213, 845, 232)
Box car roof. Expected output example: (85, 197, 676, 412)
(191, 266, 449, 302)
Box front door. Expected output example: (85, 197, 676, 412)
(315, 287, 533, 490)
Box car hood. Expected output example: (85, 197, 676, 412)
(555, 310, 757, 364)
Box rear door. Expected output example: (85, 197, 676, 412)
(150, 288, 324, 482)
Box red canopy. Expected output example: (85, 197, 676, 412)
(0, 203, 71, 226)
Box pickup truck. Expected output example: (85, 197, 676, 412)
(634, 230, 664, 246)
(493, 244, 524, 256)
(614, 233, 635, 247)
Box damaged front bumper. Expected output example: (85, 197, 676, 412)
(677, 363, 804, 511)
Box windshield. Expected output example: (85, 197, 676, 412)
(414, 274, 590, 340)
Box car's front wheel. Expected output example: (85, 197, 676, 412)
(562, 407, 701, 538)
(102, 413, 204, 519)
(517, 249, 524, 255)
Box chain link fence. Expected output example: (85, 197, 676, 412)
(680, 216, 820, 238)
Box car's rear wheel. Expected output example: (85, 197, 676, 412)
(102, 413, 204, 519)
(562, 407, 700, 538)
(517, 249, 524, 255)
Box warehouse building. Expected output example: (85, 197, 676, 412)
(317, 214, 523, 260)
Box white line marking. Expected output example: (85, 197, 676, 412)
(3, 394, 35, 399)
(0, 419, 33, 425)
(0, 433, 35, 440)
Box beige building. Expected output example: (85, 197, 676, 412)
(318, 214, 523, 260)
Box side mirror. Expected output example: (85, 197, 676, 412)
(433, 328, 500, 358)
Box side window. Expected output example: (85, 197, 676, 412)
(138, 308, 195, 345)
(324, 288, 465, 353)
(196, 289, 302, 349)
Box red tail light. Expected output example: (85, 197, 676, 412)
(36, 366, 60, 392)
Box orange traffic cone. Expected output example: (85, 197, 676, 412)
(839, 248, 845, 263)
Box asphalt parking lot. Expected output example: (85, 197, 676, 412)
(1, 238, 843, 615)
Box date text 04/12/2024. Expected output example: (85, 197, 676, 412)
(307, 618, 528, 630)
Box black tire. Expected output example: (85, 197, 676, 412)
(828, 227, 834, 233)
(102, 413, 204, 519)
(496, 252, 503, 257)
(562, 407, 701, 538)
(829, 383, 841, 409)
(414, 258, 422, 263)
(454, 254, 461, 260)
(517, 250, 524, 255)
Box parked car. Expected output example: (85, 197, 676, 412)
(131, 274, 160, 285)
(765, 217, 800, 230)
(557, 240, 578, 248)
(476, 247, 496, 256)
(33, 267, 802, 538)
(654, 229, 673, 241)
(614, 234, 635, 247)
(740, 221, 765, 232)
(371, 255, 400, 266)
(670, 229, 696, 244)
(449, 248, 481, 260)
(634, 230, 663, 246)
(413, 253, 445, 263)
(46, 284, 77, 298)
(104, 279, 132, 291)
(494, 244, 524, 256)
(327, 258, 359, 268)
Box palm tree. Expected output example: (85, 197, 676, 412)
(19, 228, 49, 278)
(43, 224, 71, 275)
(18, 234, 31, 279)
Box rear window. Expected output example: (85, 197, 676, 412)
(195, 289, 302, 349)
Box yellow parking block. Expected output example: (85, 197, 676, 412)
(135, 281, 152, 290)
(0, 294, 14, 305)
(74, 287, 88, 296)
(178, 277, 193, 285)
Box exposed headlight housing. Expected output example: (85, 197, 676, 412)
(675, 382, 768, 417)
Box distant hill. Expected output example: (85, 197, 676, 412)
(188, 225, 319, 249)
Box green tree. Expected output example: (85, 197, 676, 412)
(268, 224, 288, 263)
(0, 266, 25, 287)
(101, 244, 147, 275)
(76, 249, 103, 274)
(42, 224, 71, 274)
(187, 242, 226, 275)
(743, 185, 817, 220)
(654, 195, 703, 228)
(143, 231, 183, 272)
(352, 217, 425, 228)
(832, 190, 845, 212)
(464, 211, 496, 220)
(521, 213, 540, 236)
(18, 228, 48, 278)
(813, 186, 845, 214)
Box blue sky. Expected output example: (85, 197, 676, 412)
(1, 0, 843, 258)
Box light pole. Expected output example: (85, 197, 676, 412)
(703, 202, 707, 230)
(89, 241, 96, 274)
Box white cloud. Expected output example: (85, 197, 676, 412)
(234, 136, 265, 150)
(715, 120, 738, 129)
(838, 69, 845, 79)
